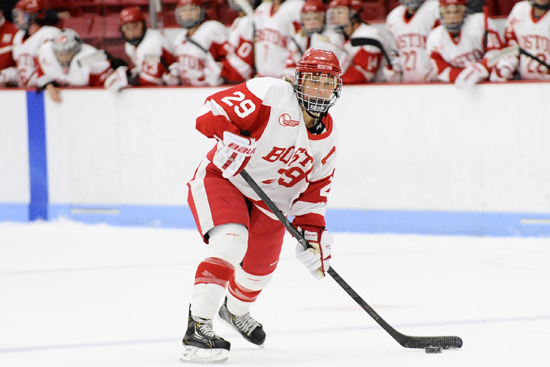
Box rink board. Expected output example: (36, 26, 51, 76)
(1, 82, 549, 236)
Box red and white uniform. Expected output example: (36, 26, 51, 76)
(188, 77, 337, 247)
(386, 0, 440, 82)
(36, 43, 113, 88)
(12, 26, 60, 87)
(341, 23, 389, 83)
(285, 29, 345, 76)
(125, 28, 176, 85)
(254, 0, 304, 78)
(503, 1, 550, 80)
(222, 15, 255, 83)
(172, 20, 229, 86)
(0, 17, 18, 73)
(426, 13, 503, 82)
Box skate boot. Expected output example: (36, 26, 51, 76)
(218, 297, 266, 347)
(180, 309, 231, 364)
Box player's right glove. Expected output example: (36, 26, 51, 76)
(455, 61, 489, 89)
(212, 131, 257, 178)
(295, 228, 332, 279)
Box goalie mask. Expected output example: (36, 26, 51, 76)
(294, 48, 342, 118)
(52, 29, 82, 71)
(301, 0, 326, 37)
(119, 7, 146, 46)
(439, 0, 467, 35)
(176, 0, 205, 29)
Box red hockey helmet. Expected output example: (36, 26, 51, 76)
(176, 0, 203, 7)
(327, 0, 363, 14)
(439, 0, 466, 6)
(120, 7, 144, 24)
(294, 48, 342, 116)
(13, 0, 45, 30)
(302, 0, 326, 14)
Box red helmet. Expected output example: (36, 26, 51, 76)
(302, 0, 326, 14)
(176, 0, 203, 7)
(16, 0, 44, 13)
(439, 0, 466, 6)
(296, 48, 342, 76)
(327, 0, 363, 14)
(120, 7, 144, 24)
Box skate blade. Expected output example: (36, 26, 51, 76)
(180, 345, 229, 364)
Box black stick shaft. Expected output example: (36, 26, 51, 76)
(239, 169, 463, 349)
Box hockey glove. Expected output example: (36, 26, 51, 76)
(104, 66, 129, 92)
(489, 56, 518, 82)
(212, 131, 257, 178)
(455, 62, 489, 89)
(295, 228, 332, 279)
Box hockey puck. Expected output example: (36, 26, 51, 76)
(425, 347, 442, 354)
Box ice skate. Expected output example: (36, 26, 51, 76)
(180, 310, 231, 364)
(218, 297, 266, 347)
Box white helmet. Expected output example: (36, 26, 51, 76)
(52, 29, 83, 69)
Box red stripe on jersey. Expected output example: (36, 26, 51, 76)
(321, 146, 336, 165)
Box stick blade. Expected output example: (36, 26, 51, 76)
(400, 335, 463, 349)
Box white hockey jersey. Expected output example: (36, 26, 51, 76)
(125, 28, 176, 85)
(12, 26, 61, 87)
(426, 13, 503, 82)
(254, 0, 304, 78)
(504, 1, 550, 80)
(192, 77, 337, 228)
(341, 23, 389, 83)
(222, 15, 255, 82)
(386, 0, 440, 82)
(36, 42, 112, 88)
(172, 20, 229, 86)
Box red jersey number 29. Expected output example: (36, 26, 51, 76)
(221, 91, 256, 118)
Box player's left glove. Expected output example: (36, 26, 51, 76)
(295, 228, 332, 279)
(455, 62, 489, 89)
(212, 131, 257, 178)
(489, 55, 517, 82)
(104, 66, 129, 92)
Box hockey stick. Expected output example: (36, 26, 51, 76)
(487, 44, 550, 70)
(239, 169, 463, 350)
(350, 37, 393, 69)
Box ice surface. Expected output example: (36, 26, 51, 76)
(1, 221, 549, 366)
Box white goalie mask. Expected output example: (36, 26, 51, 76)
(52, 29, 83, 70)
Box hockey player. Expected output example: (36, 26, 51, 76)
(254, 0, 305, 78)
(220, 0, 257, 83)
(426, 0, 504, 88)
(168, 0, 229, 86)
(385, 0, 441, 82)
(494, 0, 550, 81)
(0, 8, 18, 86)
(284, 0, 346, 77)
(116, 6, 176, 86)
(8, 0, 60, 87)
(326, 0, 388, 83)
(36, 29, 113, 103)
(181, 48, 341, 364)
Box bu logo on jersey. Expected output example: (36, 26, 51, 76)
(278, 113, 299, 127)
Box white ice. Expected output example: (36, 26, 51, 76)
(1, 220, 549, 366)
